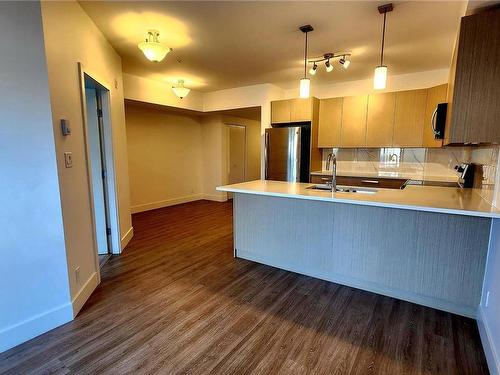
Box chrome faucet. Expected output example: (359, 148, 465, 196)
(326, 153, 337, 192)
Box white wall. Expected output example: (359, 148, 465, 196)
(41, 1, 132, 302)
(0, 1, 72, 353)
(125, 103, 204, 212)
(479, 219, 500, 375)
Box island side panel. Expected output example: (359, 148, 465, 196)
(233, 193, 491, 317)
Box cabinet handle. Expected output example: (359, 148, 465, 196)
(321, 177, 331, 181)
(361, 180, 379, 184)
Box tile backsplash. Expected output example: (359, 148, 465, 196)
(321, 146, 500, 205)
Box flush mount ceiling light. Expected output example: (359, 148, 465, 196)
(308, 52, 352, 74)
(374, 3, 393, 90)
(172, 79, 190, 99)
(299, 24, 313, 98)
(138, 30, 171, 62)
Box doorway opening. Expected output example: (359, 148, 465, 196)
(80, 66, 121, 269)
(225, 124, 246, 200)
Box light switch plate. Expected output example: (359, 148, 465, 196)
(61, 119, 71, 136)
(64, 152, 73, 168)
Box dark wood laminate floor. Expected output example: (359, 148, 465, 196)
(0, 200, 489, 374)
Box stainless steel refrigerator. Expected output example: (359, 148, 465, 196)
(264, 124, 311, 182)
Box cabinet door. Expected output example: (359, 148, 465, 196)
(341, 95, 368, 147)
(450, 9, 500, 144)
(393, 89, 427, 147)
(271, 100, 291, 124)
(318, 98, 342, 147)
(290, 98, 312, 122)
(366, 93, 396, 147)
(423, 84, 447, 148)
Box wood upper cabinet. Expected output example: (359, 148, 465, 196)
(448, 9, 500, 144)
(271, 100, 291, 123)
(318, 98, 343, 147)
(341, 95, 368, 147)
(393, 89, 427, 147)
(290, 98, 312, 122)
(423, 84, 448, 148)
(366, 93, 396, 147)
(271, 98, 313, 124)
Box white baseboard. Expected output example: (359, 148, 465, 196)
(0, 302, 73, 353)
(130, 194, 204, 214)
(203, 193, 228, 202)
(72, 272, 99, 317)
(121, 226, 134, 250)
(478, 305, 500, 375)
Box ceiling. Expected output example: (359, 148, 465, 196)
(80, 1, 466, 92)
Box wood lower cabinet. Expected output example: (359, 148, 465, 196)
(366, 93, 396, 147)
(340, 95, 368, 147)
(423, 84, 448, 148)
(310, 174, 408, 189)
(318, 97, 343, 148)
(393, 89, 427, 147)
(448, 9, 500, 144)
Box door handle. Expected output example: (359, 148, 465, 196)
(431, 106, 439, 136)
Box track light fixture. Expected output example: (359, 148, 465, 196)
(308, 52, 352, 74)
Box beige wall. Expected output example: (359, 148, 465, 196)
(125, 104, 204, 212)
(41, 1, 132, 300)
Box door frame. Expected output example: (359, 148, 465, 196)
(78, 63, 122, 275)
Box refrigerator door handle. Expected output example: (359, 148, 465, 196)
(264, 131, 269, 180)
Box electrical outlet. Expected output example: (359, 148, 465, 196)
(485, 291, 490, 307)
(75, 266, 80, 284)
(64, 152, 73, 168)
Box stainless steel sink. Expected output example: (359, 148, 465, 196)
(307, 184, 377, 194)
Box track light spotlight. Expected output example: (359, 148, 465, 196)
(339, 56, 351, 69)
(325, 59, 334, 73)
(309, 63, 318, 75)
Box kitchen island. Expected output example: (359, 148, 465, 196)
(217, 180, 500, 317)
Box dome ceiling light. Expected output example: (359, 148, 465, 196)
(138, 30, 171, 62)
(172, 79, 190, 99)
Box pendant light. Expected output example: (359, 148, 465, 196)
(172, 80, 190, 99)
(299, 25, 313, 98)
(374, 4, 393, 90)
(138, 30, 171, 62)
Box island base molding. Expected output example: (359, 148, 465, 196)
(233, 193, 491, 318)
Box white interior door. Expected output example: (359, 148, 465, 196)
(85, 88, 108, 255)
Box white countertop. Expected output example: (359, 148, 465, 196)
(311, 161, 459, 183)
(217, 180, 500, 218)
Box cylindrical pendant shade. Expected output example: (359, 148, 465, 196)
(373, 66, 387, 90)
(299, 78, 310, 98)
